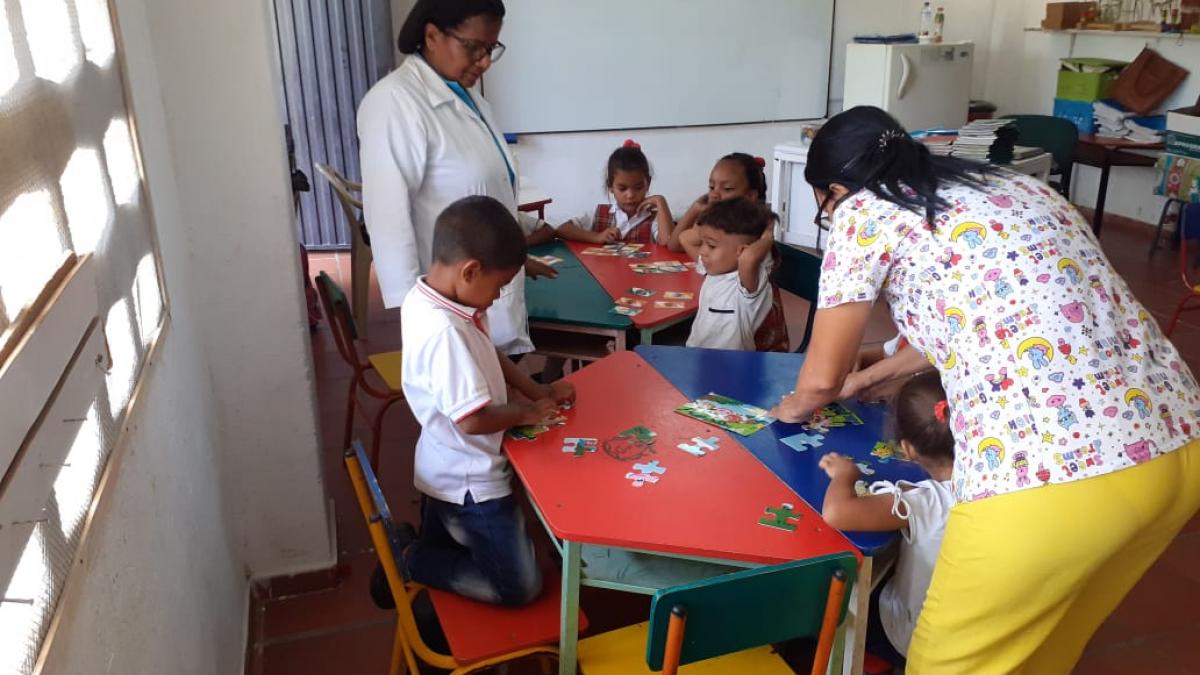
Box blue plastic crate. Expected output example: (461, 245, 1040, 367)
(1053, 98, 1095, 134)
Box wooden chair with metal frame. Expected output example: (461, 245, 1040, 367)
(315, 163, 373, 337)
(315, 271, 404, 472)
(344, 440, 580, 675)
(1166, 204, 1200, 337)
(575, 553, 855, 675)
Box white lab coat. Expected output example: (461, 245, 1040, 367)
(357, 55, 535, 354)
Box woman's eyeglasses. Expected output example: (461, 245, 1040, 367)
(444, 31, 506, 63)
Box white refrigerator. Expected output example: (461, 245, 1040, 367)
(842, 41, 973, 131)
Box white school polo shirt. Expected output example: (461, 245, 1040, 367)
(401, 278, 512, 505)
(686, 258, 773, 351)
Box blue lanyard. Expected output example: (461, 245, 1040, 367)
(445, 80, 516, 192)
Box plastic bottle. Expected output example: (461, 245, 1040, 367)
(933, 6, 945, 43)
(919, 1, 934, 41)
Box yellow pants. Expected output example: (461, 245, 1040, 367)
(906, 438, 1200, 674)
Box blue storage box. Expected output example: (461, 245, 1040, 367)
(1053, 98, 1094, 134)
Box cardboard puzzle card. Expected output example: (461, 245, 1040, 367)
(611, 305, 642, 316)
(663, 291, 694, 301)
(654, 301, 686, 309)
(562, 437, 599, 457)
(629, 287, 656, 297)
(780, 432, 824, 452)
(615, 297, 644, 308)
(603, 425, 658, 461)
(675, 393, 774, 437)
(531, 255, 562, 266)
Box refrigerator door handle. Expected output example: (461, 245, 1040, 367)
(896, 53, 913, 101)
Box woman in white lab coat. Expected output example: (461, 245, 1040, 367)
(357, 0, 549, 355)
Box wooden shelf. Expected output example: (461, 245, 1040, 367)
(1029, 27, 1200, 40)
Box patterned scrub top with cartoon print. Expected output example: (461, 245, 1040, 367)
(818, 172, 1200, 503)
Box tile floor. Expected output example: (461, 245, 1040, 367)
(245, 212, 1200, 674)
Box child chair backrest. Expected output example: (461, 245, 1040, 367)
(774, 243, 823, 352)
(343, 442, 427, 649)
(645, 553, 856, 673)
(1002, 115, 1079, 195)
(315, 271, 363, 365)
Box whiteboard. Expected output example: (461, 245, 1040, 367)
(483, 0, 834, 134)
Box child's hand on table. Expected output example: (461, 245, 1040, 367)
(520, 398, 560, 425)
(593, 227, 620, 244)
(525, 257, 558, 280)
(539, 380, 576, 406)
(819, 453, 862, 482)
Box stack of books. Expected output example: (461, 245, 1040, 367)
(950, 119, 1018, 163)
(1093, 100, 1164, 144)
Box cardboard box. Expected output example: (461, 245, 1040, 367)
(1168, 106, 1200, 137)
(1056, 58, 1127, 102)
(1042, 2, 1096, 30)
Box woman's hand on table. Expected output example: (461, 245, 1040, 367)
(818, 452, 862, 482)
(525, 257, 558, 280)
(769, 392, 813, 423)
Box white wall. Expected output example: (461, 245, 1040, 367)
(40, 0, 334, 670)
(128, 0, 333, 577)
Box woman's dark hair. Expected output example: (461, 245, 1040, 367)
(719, 152, 768, 202)
(397, 0, 506, 55)
(605, 139, 651, 188)
(805, 106, 988, 226)
(892, 371, 955, 462)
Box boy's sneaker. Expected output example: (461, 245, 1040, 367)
(369, 521, 417, 610)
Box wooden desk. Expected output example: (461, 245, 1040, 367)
(504, 351, 858, 675)
(1074, 135, 1163, 236)
(636, 345, 929, 675)
(565, 241, 703, 345)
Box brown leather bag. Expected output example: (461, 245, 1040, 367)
(1111, 48, 1189, 115)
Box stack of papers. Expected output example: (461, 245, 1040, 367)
(950, 119, 1018, 164)
(1093, 100, 1164, 143)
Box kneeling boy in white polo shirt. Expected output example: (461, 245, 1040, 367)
(395, 195, 574, 606)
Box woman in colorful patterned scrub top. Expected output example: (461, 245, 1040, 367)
(772, 107, 1200, 674)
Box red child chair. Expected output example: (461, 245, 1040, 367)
(1166, 204, 1200, 337)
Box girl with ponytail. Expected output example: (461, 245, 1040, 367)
(550, 139, 675, 246)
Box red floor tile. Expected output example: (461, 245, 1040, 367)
(261, 552, 387, 641)
(260, 618, 396, 675)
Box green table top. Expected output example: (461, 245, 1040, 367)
(526, 241, 630, 330)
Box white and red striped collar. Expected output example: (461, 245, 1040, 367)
(415, 277, 488, 335)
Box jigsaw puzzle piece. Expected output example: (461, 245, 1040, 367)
(758, 503, 802, 531)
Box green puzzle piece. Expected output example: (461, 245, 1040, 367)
(758, 503, 802, 531)
(619, 426, 657, 443)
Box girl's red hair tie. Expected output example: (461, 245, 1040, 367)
(623, 139, 640, 149)
(934, 400, 949, 424)
(754, 156, 766, 168)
